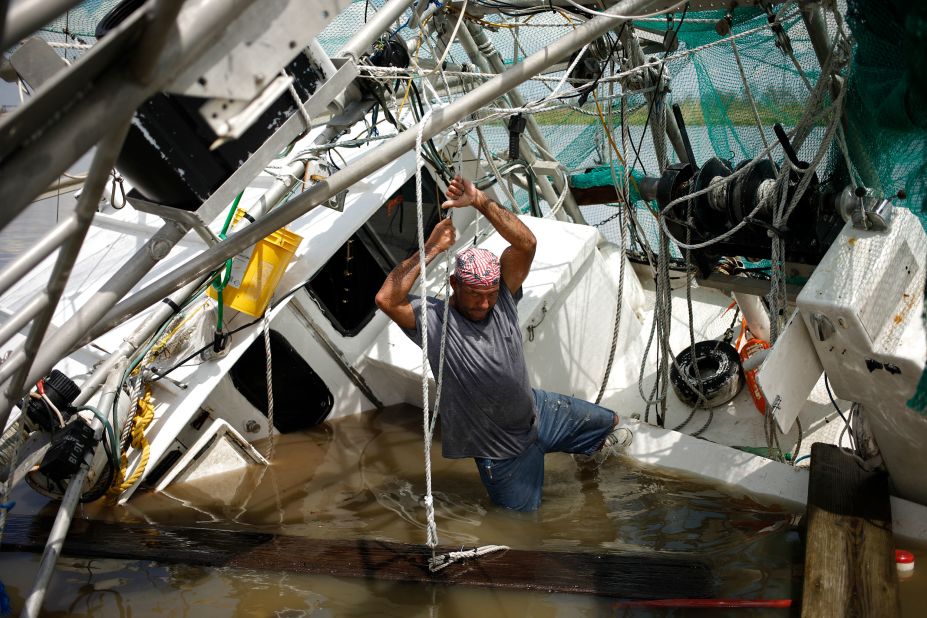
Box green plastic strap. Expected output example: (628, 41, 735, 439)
(212, 192, 243, 292)
(219, 192, 243, 239)
(213, 192, 243, 332)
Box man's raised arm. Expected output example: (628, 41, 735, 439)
(375, 217, 456, 330)
(442, 176, 536, 293)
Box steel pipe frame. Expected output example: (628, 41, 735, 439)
(20, 360, 126, 618)
(462, 22, 586, 224)
(246, 160, 306, 221)
(0, 214, 78, 299)
(1, 0, 83, 50)
(0, 0, 183, 428)
(80, 173, 328, 405)
(467, 0, 746, 13)
(0, 220, 188, 387)
(0, 133, 308, 408)
(0, 0, 343, 378)
(0, 0, 261, 231)
(454, 22, 571, 221)
(423, 13, 527, 214)
(0, 0, 658, 432)
(71, 162, 305, 406)
(93, 0, 662, 328)
(339, 0, 415, 61)
(130, 0, 186, 84)
(0, 119, 132, 437)
(72, 278, 202, 408)
(799, 2, 879, 190)
(0, 294, 48, 352)
(85, 159, 306, 343)
(0, 156, 307, 415)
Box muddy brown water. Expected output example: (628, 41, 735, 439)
(3, 404, 925, 616)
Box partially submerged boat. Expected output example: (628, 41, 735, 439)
(1, 0, 926, 613)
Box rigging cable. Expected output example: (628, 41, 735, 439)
(824, 373, 855, 450)
(413, 108, 509, 572)
(262, 311, 276, 460)
(415, 109, 441, 553)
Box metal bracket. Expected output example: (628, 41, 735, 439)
(768, 394, 782, 419)
(9, 37, 68, 91)
(530, 160, 562, 177)
(810, 312, 836, 342)
(201, 73, 295, 146)
(302, 160, 347, 211)
(526, 302, 548, 342)
(139, 54, 360, 233)
(168, 0, 351, 100)
(126, 191, 221, 246)
(836, 185, 895, 232)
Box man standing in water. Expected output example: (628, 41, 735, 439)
(375, 176, 632, 512)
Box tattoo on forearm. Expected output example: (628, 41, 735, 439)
(480, 198, 534, 247)
(389, 258, 419, 286)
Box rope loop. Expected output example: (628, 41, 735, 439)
(428, 545, 509, 573)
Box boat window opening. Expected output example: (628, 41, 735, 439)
(305, 167, 442, 336)
(364, 167, 442, 265)
(140, 448, 183, 490)
(229, 330, 334, 433)
(190, 409, 210, 431)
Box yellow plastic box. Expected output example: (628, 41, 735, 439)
(209, 211, 303, 317)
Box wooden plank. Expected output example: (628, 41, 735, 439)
(802, 443, 900, 617)
(2, 515, 714, 599)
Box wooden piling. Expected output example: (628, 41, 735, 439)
(801, 443, 899, 617)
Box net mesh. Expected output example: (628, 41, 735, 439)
(21, 1, 927, 241)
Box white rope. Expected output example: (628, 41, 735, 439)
(433, 0, 468, 72)
(545, 175, 570, 219)
(263, 311, 276, 460)
(730, 38, 774, 165)
(414, 109, 512, 571)
(415, 111, 440, 550)
(429, 544, 509, 572)
(46, 40, 92, 50)
(285, 71, 312, 132)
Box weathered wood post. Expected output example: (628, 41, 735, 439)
(802, 443, 899, 617)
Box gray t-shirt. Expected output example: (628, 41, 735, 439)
(403, 285, 538, 459)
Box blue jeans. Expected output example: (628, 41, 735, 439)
(474, 388, 617, 512)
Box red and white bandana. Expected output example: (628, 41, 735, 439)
(454, 247, 501, 288)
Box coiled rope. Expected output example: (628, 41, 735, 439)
(107, 385, 155, 499)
